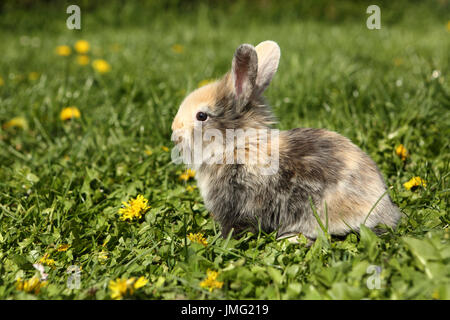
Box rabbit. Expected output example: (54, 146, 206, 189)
(171, 40, 401, 242)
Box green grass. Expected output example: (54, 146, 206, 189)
(0, 1, 449, 299)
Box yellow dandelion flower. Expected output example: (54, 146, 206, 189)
(395, 144, 408, 161)
(200, 269, 223, 292)
(57, 244, 70, 252)
(111, 43, 122, 52)
(133, 276, 148, 289)
(172, 44, 184, 54)
(447, 21, 450, 32)
(15, 278, 25, 291)
(393, 58, 403, 67)
(186, 185, 197, 192)
(74, 40, 90, 54)
(0, 76, 4, 86)
(77, 55, 90, 66)
(56, 45, 71, 56)
(432, 290, 440, 299)
(187, 169, 195, 177)
(28, 72, 39, 81)
(188, 232, 208, 246)
(404, 176, 427, 191)
(179, 173, 189, 181)
(198, 79, 215, 88)
(60, 106, 81, 121)
(118, 194, 150, 221)
(92, 59, 111, 73)
(109, 277, 147, 299)
(98, 250, 109, 263)
(179, 169, 196, 181)
(144, 149, 153, 156)
(109, 278, 128, 300)
(16, 277, 47, 294)
(38, 253, 55, 266)
(161, 146, 169, 152)
(3, 117, 28, 130)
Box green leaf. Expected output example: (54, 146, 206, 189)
(10, 254, 33, 270)
(359, 225, 380, 261)
(327, 282, 365, 300)
(403, 237, 441, 265)
(267, 267, 283, 285)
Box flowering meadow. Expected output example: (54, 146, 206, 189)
(0, 1, 448, 299)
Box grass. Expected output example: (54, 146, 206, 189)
(0, 1, 449, 300)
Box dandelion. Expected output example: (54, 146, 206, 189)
(60, 106, 81, 121)
(432, 290, 440, 299)
(110, 43, 122, 52)
(92, 59, 111, 73)
(172, 44, 184, 54)
(161, 146, 169, 152)
(77, 55, 90, 66)
(74, 40, 90, 54)
(109, 278, 128, 300)
(179, 169, 196, 181)
(28, 72, 39, 81)
(118, 194, 150, 221)
(188, 232, 208, 246)
(393, 58, 403, 66)
(133, 276, 148, 289)
(98, 250, 109, 262)
(186, 185, 197, 192)
(198, 79, 215, 88)
(404, 176, 427, 191)
(447, 21, 450, 32)
(38, 253, 55, 267)
(0, 76, 4, 86)
(16, 277, 47, 294)
(57, 244, 70, 252)
(395, 144, 408, 161)
(3, 117, 28, 130)
(144, 149, 153, 156)
(200, 270, 223, 292)
(56, 45, 71, 56)
(431, 70, 441, 80)
(109, 276, 148, 300)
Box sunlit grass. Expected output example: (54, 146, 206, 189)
(0, 2, 448, 300)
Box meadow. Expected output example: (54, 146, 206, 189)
(0, 1, 449, 299)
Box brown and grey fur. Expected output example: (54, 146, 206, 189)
(172, 41, 401, 241)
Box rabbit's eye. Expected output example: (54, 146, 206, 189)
(196, 112, 208, 121)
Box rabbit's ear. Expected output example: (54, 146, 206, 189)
(231, 44, 258, 107)
(254, 41, 280, 95)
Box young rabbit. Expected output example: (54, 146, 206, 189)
(171, 41, 401, 242)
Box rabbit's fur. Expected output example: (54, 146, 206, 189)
(172, 41, 401, 241)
